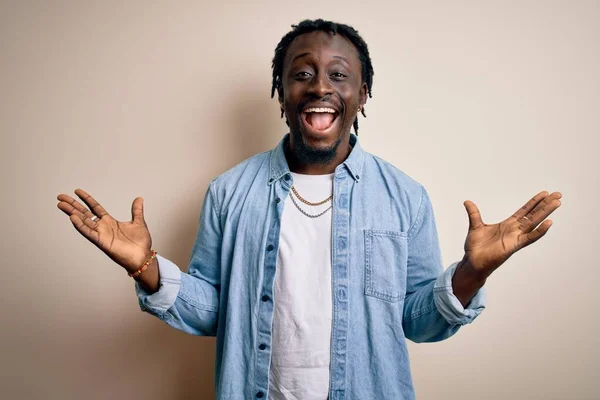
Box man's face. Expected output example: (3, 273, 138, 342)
(280, 31, 367, 164)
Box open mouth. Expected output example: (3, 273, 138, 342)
(301, 107, 339, 133)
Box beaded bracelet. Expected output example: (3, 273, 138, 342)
(128, 249, 157, 278)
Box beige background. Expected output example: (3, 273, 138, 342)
(1, 1, 598, 399)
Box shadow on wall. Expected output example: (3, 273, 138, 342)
(214, 78, 286, 165)
(137, 84, 283, 399)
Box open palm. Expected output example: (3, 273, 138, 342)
(57, 189, 152, 273)
(462, 190, 562, 278)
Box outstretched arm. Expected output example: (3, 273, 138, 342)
(57, 185, 222, 336)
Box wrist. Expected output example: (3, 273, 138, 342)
(128, 249, 157, 278)
(123, 249, 152, 274)
(133, 257, 158, 281)
(457, 257, 488, 285)
(452, 257, 487, 308)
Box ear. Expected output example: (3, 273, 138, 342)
(277, 87, 284, 109)
(277, 87, 287, 122)
(359, 82, 368, 109)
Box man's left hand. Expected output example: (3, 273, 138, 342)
(452, 190, 562, 306)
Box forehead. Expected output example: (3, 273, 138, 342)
(284, 30, 361, 68)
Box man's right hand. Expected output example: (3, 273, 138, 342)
(56, 189, 154, 276)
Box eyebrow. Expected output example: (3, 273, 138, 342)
(291, 52, 311, 63)
(333, 55, 349, 63)
(291, 53, 350, 64)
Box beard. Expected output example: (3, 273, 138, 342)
(288, 130, 344, 165)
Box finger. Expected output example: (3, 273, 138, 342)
(520, 220, 553, 249)
(512, 191, 549, 220)
(58, 201, 100, 231)
(464, 200, 484, 230)
(521, 193, 562, 232)
(57, 194, 80, 216)
(74, 189, 109, 219)
(69, 213, 100, 244)
(131, 197, 146, 225)
(57, 194, 100, 225)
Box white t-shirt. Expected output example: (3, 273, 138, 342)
(269, 172, 334, 400)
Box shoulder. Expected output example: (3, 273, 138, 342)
(361, 151, 432, 233)
(206, 149, 271, 207)
(213, 150, 270, 185)
(362, 151, 425, 199)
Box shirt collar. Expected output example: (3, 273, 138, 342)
(268, 133, 365, 185)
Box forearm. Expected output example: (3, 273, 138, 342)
(132, 257, 160, 293)
(452, 258, 487, 308)
(135, 255, 220, 336)
(138, 271, 219, 336)
(403, 261, 488, 343)
(403, 280, 460, 343)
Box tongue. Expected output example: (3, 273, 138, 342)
(307, 112, 335, 131)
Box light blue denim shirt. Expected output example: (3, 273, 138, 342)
(136, 133, 486, 400)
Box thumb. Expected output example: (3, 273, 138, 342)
(464, 200, 484, 230)
(131, 197, 146, 225)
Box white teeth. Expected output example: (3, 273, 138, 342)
(305, 107, 336, 113)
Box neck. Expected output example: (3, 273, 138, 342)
(285, 135, 352, 175)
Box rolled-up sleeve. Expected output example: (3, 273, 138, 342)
(135, 254, 182, 317)
(433, 261, 486, 326)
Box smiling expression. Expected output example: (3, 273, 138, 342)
(279, 31, 368, 167)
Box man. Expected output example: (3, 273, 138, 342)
(57, 19, 562, 399)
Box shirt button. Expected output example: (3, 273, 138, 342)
(267, 244, 274, 251)
(259, 343, 267, 350)
(261, 295, 270, 302)
(356, 174, 360, 179)
(275, 197, 281, 203)
(284, 174, 291, 181)
(256, 392, 264, 398)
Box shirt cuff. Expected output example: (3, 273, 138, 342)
(433, 261, 487, 326)
(135, 254, 182, 314)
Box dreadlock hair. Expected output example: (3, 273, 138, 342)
(271, 19, 374, 135)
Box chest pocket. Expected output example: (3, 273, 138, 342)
(364, 229, 408, 302)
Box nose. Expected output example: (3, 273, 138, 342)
(307, 73, 333, 98)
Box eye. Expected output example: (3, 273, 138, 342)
(331, 72, 347, 80)
(294, 71, 312, 79)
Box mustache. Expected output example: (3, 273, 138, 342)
(296, 95, 344, 114)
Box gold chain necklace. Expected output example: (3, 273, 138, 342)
(290, 190, 332, 218)
(291, 186, 333, 206)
